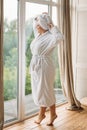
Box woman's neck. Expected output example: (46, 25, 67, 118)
(40, 30, 48, 35)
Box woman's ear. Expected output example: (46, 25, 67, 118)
(48, 23, 54, 29)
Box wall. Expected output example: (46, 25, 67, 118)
(73, 0, 87, 100)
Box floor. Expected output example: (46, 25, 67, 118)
(4, 103, 87, 130)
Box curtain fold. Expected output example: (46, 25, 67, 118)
(58, 0, 81, 110)
(0, 0, 4, 129)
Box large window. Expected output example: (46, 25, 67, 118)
(3, 0, 66, 125)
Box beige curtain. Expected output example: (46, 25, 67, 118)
(58, 0, 81, 110)
(0, 0, 4, 129)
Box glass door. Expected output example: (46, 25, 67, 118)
(25, 2, 48, 116)
(52, 6, 66, 104)
(3, 0, 19, 123)
(24, 1, 66, 117)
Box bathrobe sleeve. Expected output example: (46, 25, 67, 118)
(50, 26, 64, 42)
(45, 26, 64, 52)
(40, 26, 64, 55)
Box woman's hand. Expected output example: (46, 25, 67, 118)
(42, 12, 54, 29)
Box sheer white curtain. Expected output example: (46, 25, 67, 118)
(0, 0, 4, 129)
(58, 0, 81, 110)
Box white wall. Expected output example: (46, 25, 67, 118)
(73, 0, 87, 100)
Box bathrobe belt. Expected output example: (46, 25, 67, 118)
(30, 55, 52, 73)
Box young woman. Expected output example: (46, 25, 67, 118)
(30, 13, 64, 126)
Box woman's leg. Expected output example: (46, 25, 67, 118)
(35, 107, 46, 124)
(47, 104, 57, 126)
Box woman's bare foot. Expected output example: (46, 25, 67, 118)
(34, 115, 46, 124)
(47, 114, 57, 126)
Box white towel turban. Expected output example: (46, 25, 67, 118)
(33, 13, 53, 31)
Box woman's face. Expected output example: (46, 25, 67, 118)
(36, 25, 44, 34)
(34, 16, 47, 34)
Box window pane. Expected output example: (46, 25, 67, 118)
(3, 0, 18, 123)
(25, 2, 48, 116)
(52, 6, 58, 25)
(52, 0, 58, 2)
(52, 6, 66, 104)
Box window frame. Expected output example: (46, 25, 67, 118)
(18, 0, 59, 121)
(4, 0, 60, 126)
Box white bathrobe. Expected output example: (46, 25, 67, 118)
(30, 26, 63, 107)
